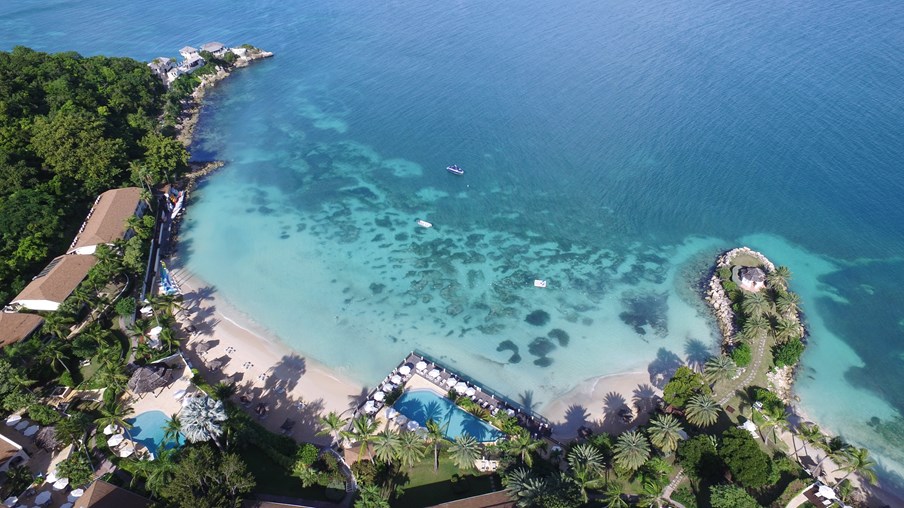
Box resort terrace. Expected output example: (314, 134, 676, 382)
(355, 351, 555, 444)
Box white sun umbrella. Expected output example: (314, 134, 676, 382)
(23, 425, 39, 437)
(373, 391, 385, 402)
(34, 491, 51, 505)
(454, 382, 468, 393)
(3, 496, 16, 507)
(817, 485, 836, 499)
(52, 478, 69, 490)
(398, 365, 411, 375)
(119, 444, 135, 457)
(390, 374, 402, 384)
(172, 388, 187, 400)
(45, 471, 57, 484)
(363, 400, 377, 414)
(69, 488, 84, 498)
(102, 423, 118, 435)
(415, 361, 427, 372)
(465, 387, 476, 396)
(5, 414, 21, 426)
(395, 414, 408, 425)
(148, 326, 163, 336)
(445, 377, 457, 387)
(385, 407, 398, 419)
(107, 433, 125, 447)
(406, 420, 420, 432)
(14, 419, 29, 431)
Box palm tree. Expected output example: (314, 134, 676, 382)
(424, 419, 448, 472)
(396, 430, 427, 469)
(502, 468, 531, 501)
(776, 291, 801, 316)
(602, 482, 628, 508)
(741, 314, 770, 341)
(514, 477, 549, 507)
(767, 266, 792, 290)
(213, 381, 236, 402)
(372, 430, 401, 466)
(797, 423, 823, 461)
(162, 413, 182, 446)
(612, 430, 651, 472)
(703, 355, 737, 388)
(43, 312, 75, 340)
(341, 415, 379, 461)
(143, 447, 177, 498)
(814, 436, 850, 477)
(741, 292, 771, 318)
(648, 414, 684, 454)
(773, 318, 799, 343)
(95, 401, 135, 441)
(40, 341, 72, 374)
(178, 395, 227, 449)
(317, 411, 348, 447)
(567, 443, 605, 503)
(685, 393, 721, 427)
(637, 479, 667, 508)
(835, 447, 877, 485)
(448, 433, 481, 471)
(355, 484, 390, 508)
(505, 432, 545, 468)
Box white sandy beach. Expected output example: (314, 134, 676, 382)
(166, 262, 365, 444)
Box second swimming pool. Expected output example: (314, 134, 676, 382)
(392, 389, 504, 443)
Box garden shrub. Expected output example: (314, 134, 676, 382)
(732, 343, 752, 367)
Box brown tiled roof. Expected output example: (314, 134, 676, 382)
(0, 434, 24, 467)
(429, 491, 514, 508)
(73, 480, 150, 508)
(68, 187, 142, 253)
(0, 312, 43, 348)
(11, 255, 97, 305)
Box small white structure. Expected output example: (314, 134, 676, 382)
(739, 419, 759, 438)
(147, 57, 174, 80)
(179, 46, 198, 60)
(737, 266, 766, 292)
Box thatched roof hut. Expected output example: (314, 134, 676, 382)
(36, 426, 59, 451)
(127, 364, 170, 394)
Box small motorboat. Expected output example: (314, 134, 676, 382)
(416, 219, 433, 228)
(446, 164, 464, 175)
(533, 279, 547, 288)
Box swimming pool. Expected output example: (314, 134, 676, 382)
(126, 410, 180, 455)
(392, 390, 503, 443)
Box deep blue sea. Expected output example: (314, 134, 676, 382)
(3, 0, 903, 491)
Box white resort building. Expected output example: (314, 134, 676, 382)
(68, 187, 145, 255)
(200, 41, 227, 57)
(737, 266, 767, 292)
(10, 255, 98, 312)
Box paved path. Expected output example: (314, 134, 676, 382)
(717, 330, 769, 406)
(661, 469, 687, 508)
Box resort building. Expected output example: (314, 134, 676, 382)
(737, 266, 767, 292)
(0, 312, 44, 348)
(147, 57, 174, 81)
(179, 46, 198, 60)
(10, 255, 97, 311)
(0, 432, 29, 473)
(68, 187, 145, 255)
(73, 479, 150, 508)
(200, 41, 227, 57)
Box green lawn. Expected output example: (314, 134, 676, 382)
(392, 457, 499, 508)
(238, 446, 333, 502)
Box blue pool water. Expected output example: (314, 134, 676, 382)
(393, 390, 504, 443)
(126, 410, 179, 455)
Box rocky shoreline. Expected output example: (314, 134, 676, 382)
(704, 246, 776, 346)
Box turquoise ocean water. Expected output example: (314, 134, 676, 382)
(3, 0, 904, 491)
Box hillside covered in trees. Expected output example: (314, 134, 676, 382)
(0, 46, 187, 303)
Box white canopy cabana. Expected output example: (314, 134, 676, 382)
(385, 407, 398, 419)
(69, 488, 85, 499)
(454, 382, 468, 393)
(45, 471, 57, 484)
(817, 485, 837, 499)
(445, 377, 457, 387)
(406, 420, 420, 432)
(373, 391, 385, 402)
(108, 433, 125, 447)
(52, 478, 69, 490)
(119, 444, 135, 457)
(5, 414, 21, 426)
(390, 374, 402, 384)
(103, 424, 119, 435)
(415, 361, 427, 371)
(465, 387, 476, 396)
(398, 365, 411, 376)
(427, 368, 440, 379)
(363, 401, 377, 414)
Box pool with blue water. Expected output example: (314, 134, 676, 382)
(393, 389, 503, 443)
(126, 410, 179, 455)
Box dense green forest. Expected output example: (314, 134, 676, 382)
(0, 46, 187, 304)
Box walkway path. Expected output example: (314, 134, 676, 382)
(661, 468, 687, 508)
(716, 330, 769, 406)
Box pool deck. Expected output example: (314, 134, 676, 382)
(128, 353, 195, 419)
(357, 351, 555, 443)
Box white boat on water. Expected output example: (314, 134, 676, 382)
(416, 219, 433, 228)
(533, 279, 547, 288)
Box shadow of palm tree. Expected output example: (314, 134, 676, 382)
(347, 387, 369, 413)
(603, 391, 630, 427)
(267, 354, 306, 393)
(647, 347, 684, 388)
(684, 338, 713, 372)
(632, 384, 659, 415)
(552, 404, 591, 438)
(518, 390, 539, 413)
